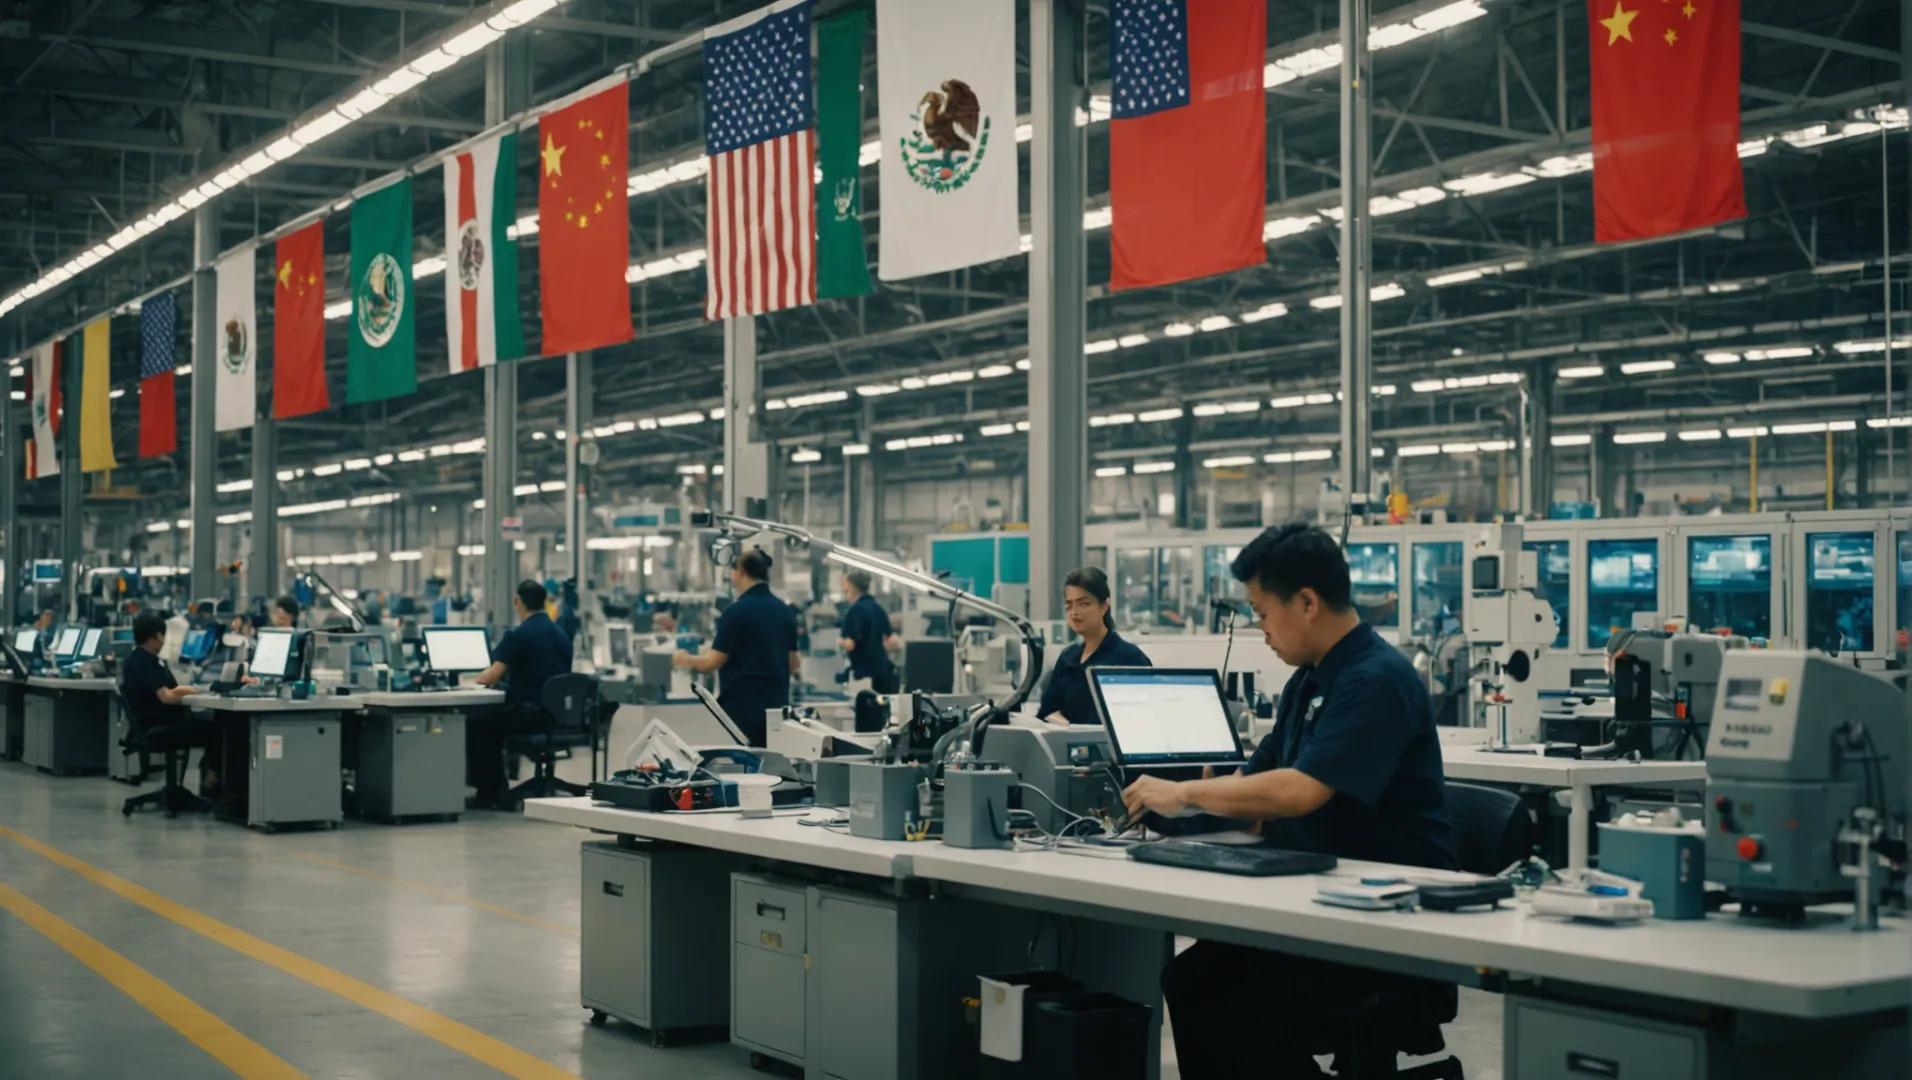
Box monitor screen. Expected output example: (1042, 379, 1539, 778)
(178, 627, 216, 663)
(608, 625, 631, 667)
(902, 639, 956, 693)
(51, 627, 82, 658)
(12, 629, 36, 652)
(78, 628, 103, 659)
(250, 629, 296, 680)
(422, 627, 493, 673)
(1088, 668, 1245, 769)
(32, 560, 61, 583)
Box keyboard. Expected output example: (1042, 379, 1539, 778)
(1128, 840, 1337, 877)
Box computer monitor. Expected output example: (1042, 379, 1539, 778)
(1087, 667, 1246, 770)
(608, 625, 632, 667)
(32, 560, 61, 583)
(422, 627, 493, 674)
(902, 639, 956, 693)
(691, 682, 750, 746)
(250, 629, 297, 680)
(77, 628, 103, 660)
(178, 627, 216, 663)
(51, 627, 82, 659)
(12, 628, 36, 653)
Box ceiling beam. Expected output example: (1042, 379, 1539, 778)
(33, 19, 374, 78)
(1742, 21, 1901, 66)
(9, 123, 188, 154)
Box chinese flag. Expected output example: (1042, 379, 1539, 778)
(1589, 0, 1745, 242)
(538, 84, 633, 355)
(273, 222, 329, 419)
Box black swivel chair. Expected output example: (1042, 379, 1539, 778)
(502, 674, 598, 806)
(118, 692, 214, 820)
(1311, 781, 1532, 1080)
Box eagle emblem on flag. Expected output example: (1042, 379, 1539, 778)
(900, 79, 991, 193)
(221, 317, 249, 375)
(356, 251, 405, 348)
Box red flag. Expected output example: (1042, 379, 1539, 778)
(273, 222, 329, 419)
(1589, 0, 1745, 242)
(1108, 0, 1267, 291)
(538, 84, 633, 354)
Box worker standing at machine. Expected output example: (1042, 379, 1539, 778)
(838, 569, 899, 693)
(674, 547, 799, 746)
(1037, 567, 1150, 725)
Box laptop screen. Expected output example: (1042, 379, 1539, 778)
(1088, 667, 1245, 769)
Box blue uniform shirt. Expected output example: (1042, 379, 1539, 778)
(712, 582, 799, 745)
(1246, 622, 1457, 870)
(1037, 629, 1152, 725)
(839, 595, 895, 681)
(493, 611, 573, 708)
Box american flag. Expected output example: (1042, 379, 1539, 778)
(702, 0, 816, 321)
(138, 291, 178, 458)
(1112, 0, 1191, 120)
(139, 291, 176, 379)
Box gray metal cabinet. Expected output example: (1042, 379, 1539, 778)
(730, 874, 810, 1066)
(23, 687, 107, 775)
(579, 841, 736, 1042)
(812, 890, 900, 1080)
(108, 695, 141, 782)
(357, 709, 465, 819)
(245, 716, 343, 829)
(2, 680, 24, 761)
(1507, 996, 1704, 1080)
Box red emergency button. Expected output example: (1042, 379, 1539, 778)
(1736, 836, 1762, 861)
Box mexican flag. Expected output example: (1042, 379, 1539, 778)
(346, 176, 417, 403)
(443, 131, 527, 371)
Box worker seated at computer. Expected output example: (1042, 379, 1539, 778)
(120, 613, 223, 794)
(465, 580, 573, 808)
(1120, 524, 1457, 1080)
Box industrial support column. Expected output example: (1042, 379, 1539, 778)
(1, 375, 17, 622)
(1026, 0, 1086, 624)
(564, 351, 591, 577)
(189, 205, 220, 599)
(58, 319, 81, 587)
(481, 32, 531, 632)
(248, 409, 278, 601)
(1337, 0, 1374, 515)
(722, 316, 771, 516)
(1525, 365, 1554, 518)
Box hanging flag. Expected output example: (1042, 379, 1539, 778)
(875, 0, 1019, 281)
(273, 222, 329, 419)
(1589, 0, 1744, 242)
(702, 0, 817, 320)
(25, 339, 59, 480)
(443, 131, 527, 371)
(816, 7, 872, 300)
(138, 292, 178, 458)
(347, 178, 417, 403)
(78, 317, 117, 473)
(538, 84, 632, 354)
(1109, 0, 1268, 291)
(214, 246, 257, 432)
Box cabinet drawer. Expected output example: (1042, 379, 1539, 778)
(733, 944, 805, 1058)
(1508, 997, 1703, 1080)
(732, 876, 805, 953)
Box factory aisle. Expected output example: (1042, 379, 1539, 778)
(0, 766, 1504, 1079)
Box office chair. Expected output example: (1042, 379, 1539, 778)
(118, 693, 214, 820)
(1311, 782, 1531, 1080)
(501, 674, 598, 807)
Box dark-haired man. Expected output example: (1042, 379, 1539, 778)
(674, 547, 799, 746)
(1122, 522, 1457, 1079)
(120, 613, 221, 789)
(467, 580, 574, 807)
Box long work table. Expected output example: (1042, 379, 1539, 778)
(525, 796, 1909, 1080)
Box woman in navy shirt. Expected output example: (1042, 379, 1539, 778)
(1036, 567, 1151, 725)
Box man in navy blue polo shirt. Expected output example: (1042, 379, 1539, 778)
(675, 546, 799, 746)
(468, 579, 574, 807)
(1122, 523, 1457, 1079)
(837, 569, 899, 693)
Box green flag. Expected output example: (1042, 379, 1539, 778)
(816, 8, 873, 299)
(346, 176, 417, 404)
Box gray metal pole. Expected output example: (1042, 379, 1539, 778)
(249, 411, 277, 601)
(1338, 0, 1375, 516)
(722, 316, 770, 516)
(1027, 0, 1087, 623)
(58, 325, 80, 593)
(0, 365, 17, 623)
(481, 31, 531, 632)
(564, 350, 592, 577)
(189, 205, 219, 602)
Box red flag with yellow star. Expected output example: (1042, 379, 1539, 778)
(538, 84, 633, 355)
(1589, 0, 1744, 242)
(273, 222, 329, 419)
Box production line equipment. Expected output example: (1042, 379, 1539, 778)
(1462, 524, 1561, 746)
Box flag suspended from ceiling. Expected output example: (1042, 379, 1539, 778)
(444, 131, 527, 371)
(138, 291, 178, 458)
(1589, 0, 1745, 241)
(346, 178, 418, 404)
(214, 247, 257, 432)
(25, 339, 59, 480)
(273, 222, 329, 419)
(538, 83, 633, 354)
(78, 317, 117, 473)
(816, 8, 873, 300)
(1108, 0, 1268, 290)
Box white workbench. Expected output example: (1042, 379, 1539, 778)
(190, 695, 355, 713)
(354, 689, 502, 709)
(26, 676, 117, 691)
(1441, 746, 1707, 871)
(524, 797, 1909, 1023)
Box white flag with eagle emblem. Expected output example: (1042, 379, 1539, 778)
(214, 246, 256, 432)
(875, 0, 1019, 281)
(443, 130, 526, 371)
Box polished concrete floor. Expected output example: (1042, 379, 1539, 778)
(0, 762, 1507, 1079)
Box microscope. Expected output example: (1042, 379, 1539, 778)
(1463, 524, 1560, 746)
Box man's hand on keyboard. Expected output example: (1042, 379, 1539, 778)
(1122, 775, 1188, 819)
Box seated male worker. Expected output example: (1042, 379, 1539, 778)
(466, 580, 574, 808)
(1122, 523, 1457, 1079)
(120, 613, 222, 792)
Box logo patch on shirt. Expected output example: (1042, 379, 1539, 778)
(1304, 695, 1325, 725)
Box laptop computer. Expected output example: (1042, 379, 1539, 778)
(1087, 667, 1251, 837)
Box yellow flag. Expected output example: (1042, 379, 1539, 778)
(80, 317, 118, 473)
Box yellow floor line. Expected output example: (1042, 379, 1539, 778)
(0, 825, 580, 1080)
(0, 877, 309, 1080)
(290, 852, 578, 936)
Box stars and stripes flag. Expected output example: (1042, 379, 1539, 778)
(138, 291, 178, 458)
(702, 0, 816, 321)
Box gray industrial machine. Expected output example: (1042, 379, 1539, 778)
(1584, 630, 1746, 758)
(978, 722, 1115, 833)
(1463, 524, 1560, 745)
(1705, 650, 1907, 924)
